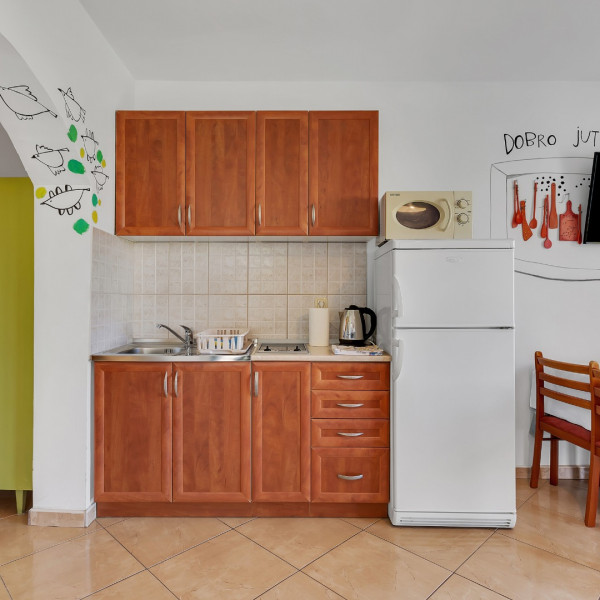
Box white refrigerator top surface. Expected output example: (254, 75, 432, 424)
(375, 239, 514, 259)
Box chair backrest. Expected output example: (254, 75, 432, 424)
(591, 366, 600, 450)
(534, 351, 595, 412)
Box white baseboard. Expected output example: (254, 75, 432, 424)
(28, 502, 96, 528)
(516, 466, 588, 479)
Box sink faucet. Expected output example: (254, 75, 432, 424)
(156, 323, 194, 347)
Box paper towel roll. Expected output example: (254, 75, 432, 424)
(309, 307, 329, 346)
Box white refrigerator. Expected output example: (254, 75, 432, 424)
(374, 240, 516, 528)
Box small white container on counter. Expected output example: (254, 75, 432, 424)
(199, 328, 248, 351)
(309, 297, 329, 347)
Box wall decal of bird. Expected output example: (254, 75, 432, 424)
(31, 144, 69, 175)
(0, 84, 57, 120)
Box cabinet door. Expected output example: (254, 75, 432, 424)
(115, 111, 185, 236)
(252, 363, 311, 502)
(256, 111, 308, 235)
(94, 363, 172, 502)
(173, 363, 251, 502)
(309, 111, 378, 236)
(186, 111, 255, 235)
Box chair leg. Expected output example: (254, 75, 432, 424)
(550, 436, 559, 486)
(585, 454, 600, 527)
(530, 426, 543, 488)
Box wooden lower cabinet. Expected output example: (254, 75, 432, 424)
(94, 363, 173, 503)
(173, 363, 251, 502)
(252, 362, 310, 501)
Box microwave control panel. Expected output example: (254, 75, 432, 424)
(453, 191, 472, 239)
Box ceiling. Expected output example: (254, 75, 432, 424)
(80, 0, 600, 82)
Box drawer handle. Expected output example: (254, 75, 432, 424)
(258, 203, 262, 226)
(177, 205, 182, 229)
(337, 432, 364, 437)
(163, 371, 168, 398)
(187, 205, 192, 226)
(336, 403, 364, 408)
(338, 474, 364, 481)
(174, 371, 179, 398)
(336, 375, 364, 380)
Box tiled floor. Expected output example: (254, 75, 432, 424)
(1, 480, 600, 600)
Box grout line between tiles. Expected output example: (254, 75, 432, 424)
(78, 570, 146, 600)
(0, 574, 14, 600)
(450, 528, 497, 573)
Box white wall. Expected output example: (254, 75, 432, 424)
(0, 122, 25, 176)
(136, 80, 600, 468)
(0, 0, 134, 515)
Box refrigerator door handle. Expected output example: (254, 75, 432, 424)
(392, 337, 403, 381)
(392, 275, 402, 323)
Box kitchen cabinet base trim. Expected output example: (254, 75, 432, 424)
(28, 503, 97, 528)
(96, 502, 387, 518)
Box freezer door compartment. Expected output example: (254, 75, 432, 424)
(390, 328, 515, 525)
(392, 248, 514, 328)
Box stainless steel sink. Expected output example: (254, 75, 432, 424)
(117, 346, 185, 355)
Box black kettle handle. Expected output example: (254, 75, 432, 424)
(358, 306, 377, 340)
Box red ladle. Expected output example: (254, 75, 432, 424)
(530, 181, 538, 229)
(543, 196, 552, 249)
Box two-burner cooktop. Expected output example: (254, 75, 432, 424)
(256, 342, 308, 354)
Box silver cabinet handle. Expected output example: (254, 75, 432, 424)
(337, 432, 364, 437)
(338, 474, 364, 481)
(174, 371, 179, 397)
(258, 203, 262, 226)
(187, 205, 191, 226)
(311, 204, 316, 226)
(337, 375, 364, 380)
(254, 371, 259, 397)
(336, 403, 364, 408)
(178, 205, 182, 228)
(163, 371, 168, 398)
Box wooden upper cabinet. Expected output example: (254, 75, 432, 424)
(252, 362, 311, 502)
(256, 111, 308, 235)
(172, 363, 251, 502)
(309, 111, 378, 236)
(115, 111, 185, 236)
(94, 362, 173, 503)
(186, 112, 256, 235)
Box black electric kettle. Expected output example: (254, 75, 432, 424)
(339, 305, 377, 346)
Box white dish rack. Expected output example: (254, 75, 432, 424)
(198, 328, 248, 352)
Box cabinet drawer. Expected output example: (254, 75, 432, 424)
(312, 362, 389, 391)
(312, 419, 389, 448)
(312, 390, 389, 419)
(311, 448, 389, 503)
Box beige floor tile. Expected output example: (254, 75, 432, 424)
(516, 478, 544, 507)
(501, 500, 600, 570)
(526, 479, 600, 522)
(0, 514, 100, 566)
(238, 517, 359, 568)
(0, 580, 10, 600)
(304, 531, 450, 600)
(258, 572, 344, 599)
(106, 517, 229, 567)
(0, 529, 143, 600)
(341, 517, 381, 529)
(429, 574, 506, 599)
(86, 571, 175, 600)
(457, 534, 600, 600)
(218, 516, 256, 528)
(96, 517, 129, 527)
(151, 529, 295, 600)
(367, 520, 493, 571)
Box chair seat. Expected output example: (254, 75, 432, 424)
(541, 415, 600, 447)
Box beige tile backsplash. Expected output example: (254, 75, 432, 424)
(91, 229, 367, 352)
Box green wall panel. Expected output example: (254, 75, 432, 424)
(0, 178, 33, 491)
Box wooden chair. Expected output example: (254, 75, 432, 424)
(530, 351, 600, 527)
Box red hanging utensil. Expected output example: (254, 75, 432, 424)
(559, 200, 578, 241)
(511, 180, 518, 228)
(541, 195, 548, 239)
(578, 204, 583, 244)
(544, 196, 552, 249)
(530, 181, 538, 229)
(515, 181, 522, 224)
(520, 201, 533, 241)
(549, 182, 558, 229)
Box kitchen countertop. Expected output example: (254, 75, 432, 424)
(91, 342, 390, 363)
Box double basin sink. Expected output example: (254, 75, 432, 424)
(92, 341, 253, 362)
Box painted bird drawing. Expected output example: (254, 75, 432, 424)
(81, 129, 99, 163)
(58, 87, 86, 123)
(0, 85, 58, 120)
(31, 144, 69, 175)
(41, 184, 89, 216)
(91, 164, 109, 191)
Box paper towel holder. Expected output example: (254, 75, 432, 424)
(314, 297, 328, 308)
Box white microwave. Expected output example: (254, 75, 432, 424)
(378, 191, 472, 244)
